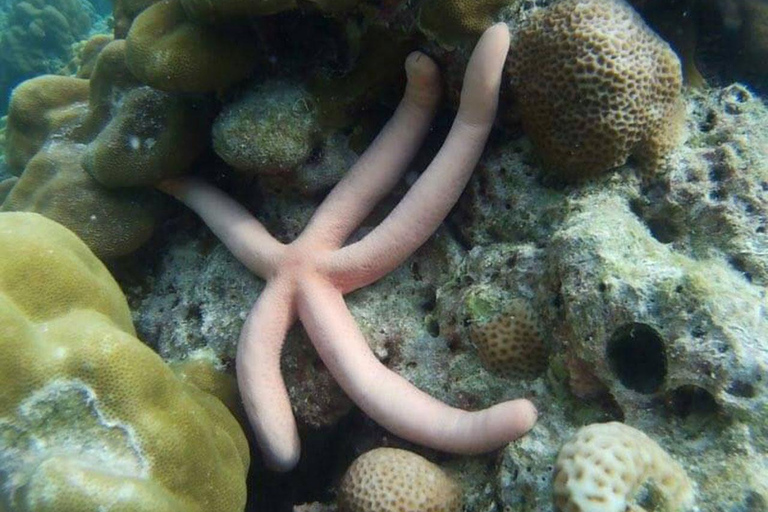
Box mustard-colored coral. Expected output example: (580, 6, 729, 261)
(554, 422, 694, 512)
(125, 0, 258, 93)
(0, 212, 249, 512)
(2, 40, 201, 258)
(4, 74, 89, 174)
(83, 86, 214, 187)
(2, 142, 157, 259)
(507, 0, 683, 180)
(113, 0, 159, 38)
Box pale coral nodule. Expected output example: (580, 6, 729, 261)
(554, 422, 695, 512)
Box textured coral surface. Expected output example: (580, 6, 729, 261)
(507, 0, 683, 179)
(554, 422, 694, 512)
(338, 448, 462, 512)
(0, 212, 249, 512)
(1, 0, 766, 510)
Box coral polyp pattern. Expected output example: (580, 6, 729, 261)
(0, 213, 249, 512)
(507, 0, 683, 179)
(469, 298, 548, 377)
(554, 423, 694, 512)
(338, 448, 462, 512)
(0, 0, 766, 509)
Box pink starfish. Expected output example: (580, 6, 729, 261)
(159, 23, 537, 472)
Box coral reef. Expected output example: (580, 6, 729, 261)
(2, 142, 158, 258)
(113, 0, 158, 38)
(1, 36, 214, 258)
(548, 191, 766, 422)
(467, 296, 549, 378)
(82, 86, 214, 188)
(0, 0, 97, 113)
(4, 74, 89, 174)
(156, 26, 538, 472)
(128, 78, 766, 508)
(0, 212, 249, 512)
(338, 448, 462, 512)
(506, 0, 684, 180)
(124, 0, 258, 93)
(1, 0, 766, 509)
(554, 422, 694, 512)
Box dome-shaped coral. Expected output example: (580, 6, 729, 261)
(212, 80, 321, 177)
(2, 142, 157, 258)
(83, 86, 214, 188)
(0, 212, 249, 511)
(507, 0, 683, 180)
(4, 74, 89, 174)
(338, 448, 462, 512)
(554, 422, 694, 512)
(125, 0, 258, 93)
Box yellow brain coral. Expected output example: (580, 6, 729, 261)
(0, 212, 249, 512)
(338, 448, 462, 512)
(507, 0, 683, 179)
(554, 422, 694, 512)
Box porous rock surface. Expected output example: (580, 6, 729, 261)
(123, 45, 766, 512)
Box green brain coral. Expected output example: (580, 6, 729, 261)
(0, 212, 249, 512)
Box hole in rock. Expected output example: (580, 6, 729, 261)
(727, 380, 756, 398)
(700, 110, 716, 132)
(666, 385, 719, 417)
(607, 323, 667, 394)
(646, 216, 681, 244)
(744, 491, 768, 512)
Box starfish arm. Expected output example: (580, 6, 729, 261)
(237, 280, 300, 472)
(297, 277, 538, 456)
(158, 178, 283, 278)
(328, 24, 511, 292)
(298, 52, 441, 249)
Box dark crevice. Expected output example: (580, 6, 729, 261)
(607, 323, 667, 394)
